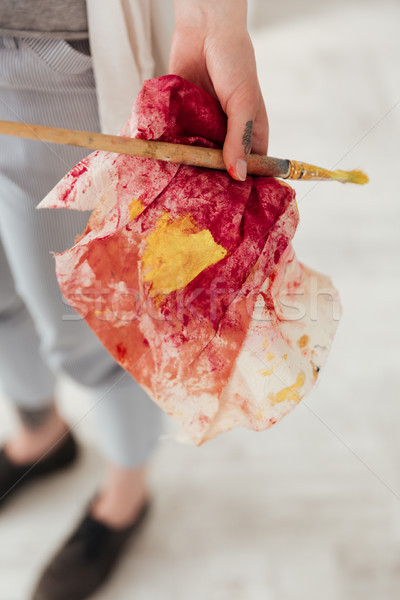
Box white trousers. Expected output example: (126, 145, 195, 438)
(0, 36, 162, 468)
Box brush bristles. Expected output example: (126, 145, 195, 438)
(287, 161, 369, 185)
(331, 168, 369, 185)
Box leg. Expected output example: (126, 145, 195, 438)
(0, 235, 55, 412)
(0, 234, 71, 463)
(91, 375, 162, 527)
(0, 37, 162, 513)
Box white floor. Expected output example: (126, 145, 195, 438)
(1, 1, 400, 598)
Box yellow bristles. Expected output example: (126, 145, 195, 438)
(287, 160, 369, 185)
(331, 169, 370, 185)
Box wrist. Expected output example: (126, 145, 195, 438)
(174, 0, 247, 32)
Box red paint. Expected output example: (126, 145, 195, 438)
(240, 400, 250, 415)
(259, 291, 275, 311)
(227, 164, 236, 178)
(116, 342, 127, 361)
(70, 162, 88, 179)
(58, 187, 70, 204)
(198, 414, 211, 426)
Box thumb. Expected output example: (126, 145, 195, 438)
(222, 94, 257, 182)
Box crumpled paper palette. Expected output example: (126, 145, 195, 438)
(39, 75, 341, 445)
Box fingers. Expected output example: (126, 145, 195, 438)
(222, 90, 257, 181)
(251, 93, 269, 157)
(222, 85, 269, 181)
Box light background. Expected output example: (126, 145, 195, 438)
(1, 0, 399, 598)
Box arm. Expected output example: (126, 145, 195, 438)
(170, 0, 268, 181)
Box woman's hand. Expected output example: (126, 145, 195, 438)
(170, 0, 269, 181)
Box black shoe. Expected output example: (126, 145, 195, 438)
(32, 497, 152, 600)
(0, 431, 78, 509)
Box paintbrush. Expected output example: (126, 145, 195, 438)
(0, 120, 369, 185)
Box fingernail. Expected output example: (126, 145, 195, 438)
(236, 159, 247, 181)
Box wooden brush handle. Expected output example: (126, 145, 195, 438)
(0, 120, 289, 178)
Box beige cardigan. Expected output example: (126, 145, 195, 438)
(86, 0, 174, 134)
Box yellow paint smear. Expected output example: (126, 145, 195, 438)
(142, 213, 227, 296)
(266, 352, 274, 361)
(129, 197, 146, 221)
(261, 368, 273, 376)
(297, 334, 309, 349)
(268, 371, 305, 406)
